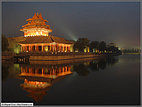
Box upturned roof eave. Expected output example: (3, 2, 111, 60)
(19, 42, 72, 45)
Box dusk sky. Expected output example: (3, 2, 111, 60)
(2, 2, 140, 49)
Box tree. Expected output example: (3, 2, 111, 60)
(98, 41, 106, 52)
(2, 35, 9, 52)
(107, 46, 118, 52)
(89, 41, 99, 52)
(106, 46, 122, 55)
(73, 38, 90, 52)
(8, 38, 21, 53)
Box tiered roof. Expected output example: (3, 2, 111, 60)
(17, 13, 73, 45)
(19, 35, 72, 44)
(20, 13, 52, 31)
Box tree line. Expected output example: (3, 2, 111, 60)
(73, 38, 122, 54)
(122, 48, 140, 54)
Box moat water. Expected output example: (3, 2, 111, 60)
(2, 55, 140, 105)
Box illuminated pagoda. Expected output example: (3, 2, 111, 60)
(19, 13, 73, 52)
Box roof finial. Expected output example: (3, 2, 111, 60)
(32, 13, 37, 19)
(39, 13, 43, 19)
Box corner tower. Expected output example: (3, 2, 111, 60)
(20, 13, 52, 37)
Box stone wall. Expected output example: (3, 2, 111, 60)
(29, 54, 103, 61)
(2, 56, 13, 60)
(2, 52, 15, 60)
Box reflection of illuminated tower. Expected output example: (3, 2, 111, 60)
(19, 64, 72, 102)
(20, 13, 52, 37)
(20, 65, 72, 79)
(21, 79, 51, 102)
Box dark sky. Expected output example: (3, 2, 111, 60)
(2, 2, 140, 49)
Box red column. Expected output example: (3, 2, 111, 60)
(35, 68, 38, 74)
(25, 67, 27, 73)
(62, 67, 65, 73)
(68, 66, 71, 71)
(42, 68, 44, 76)
(56, 45, 58, 52)
(29, 68, 32, 74)
(66, 46, 67, 52)
(65, 66, 67, 72)
(59, 46, 60, 52)
(50, 45, 51, 51)
(31, 46, 33, 51)
(25, 46, 26, 52)
(36, 45, 38, 51)
(35, 45, 36, 51)
(43, 45, 45, 52)
(63, 46, 64, 52)
(51, 45, 53, 52)
(59, 67, 61, 73)
(29, 46, 31, 52)
(68, 46, 70, 52)
(42, 45, 43, 52)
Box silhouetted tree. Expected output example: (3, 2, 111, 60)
(98, 41, 106, 52)
(2, 35, 9, 52)
(8, 38, 21, 53)
(89, 41, 99, 52)
(106, 46, 122, 55)
(107, 46, 118, 52)
(73, 38, 90, 52)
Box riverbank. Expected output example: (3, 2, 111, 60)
(2, 51, 120, 62)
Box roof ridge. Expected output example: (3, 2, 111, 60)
(50, 35, 54, 42)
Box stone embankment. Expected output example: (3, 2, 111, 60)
(2, 52, 105, 62)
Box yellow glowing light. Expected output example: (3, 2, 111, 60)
(88, 47, 90, 52)
(24, 79, 51, 88)
(45, 46, 48, 52)
(14, 47, 21, 54)
(24, 29, 49, 37)
(84, 48, 87, 52)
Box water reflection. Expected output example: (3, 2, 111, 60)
(19, 65, 72, 79)
(2, 57, 119, 103)
(2, 61, 21, 81)
(21, 79, 51, 102)
(18, 64, 72, 102)
(89, 57, 119, 71)
(74, 64, 90, 76)
(74, 57, 119, 76)
(2, 63, 10, 81)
